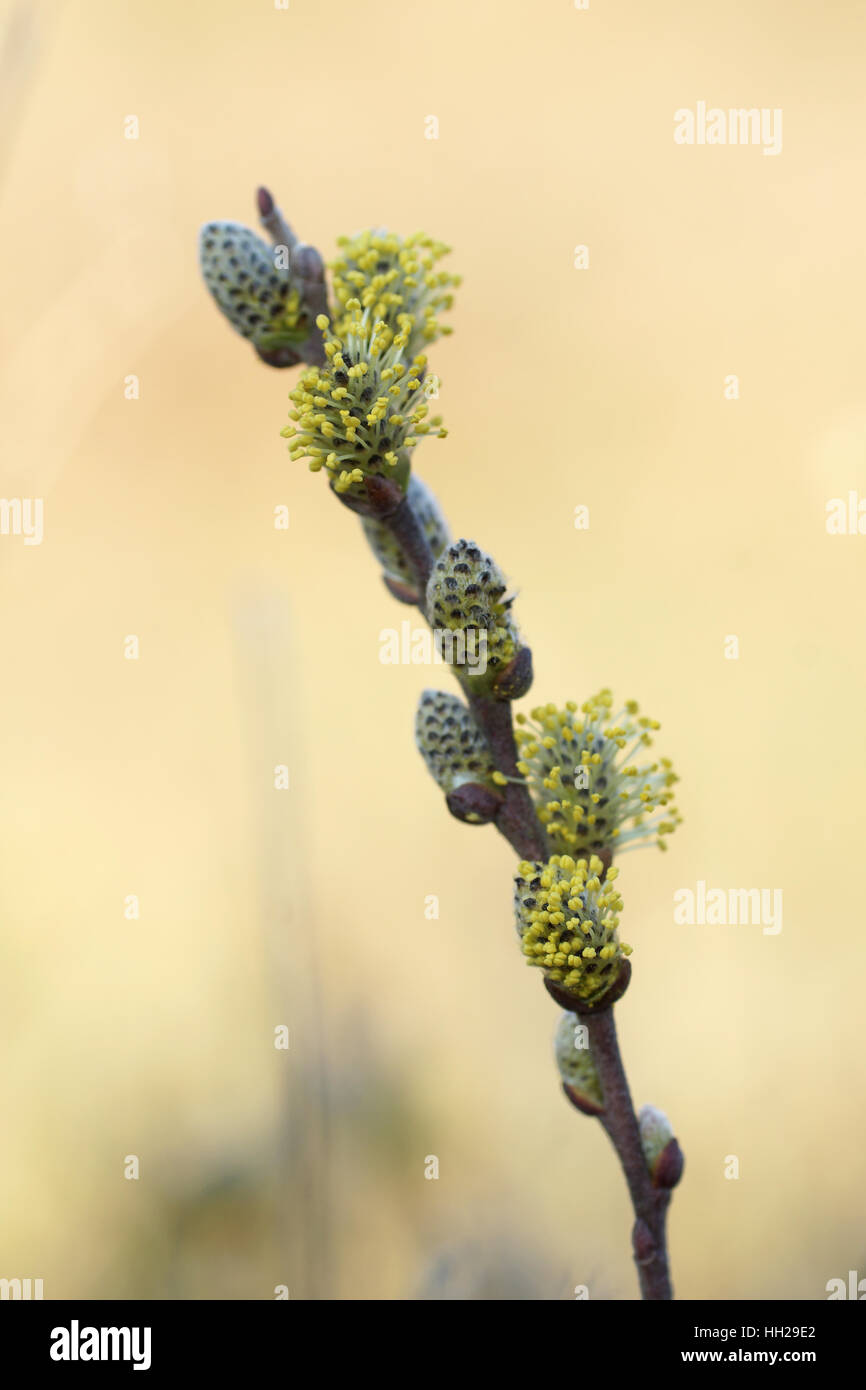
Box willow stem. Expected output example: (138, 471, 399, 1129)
(583, 1006, 673, 1299)
(386, 484, 674, 1298)
(465, 693, 547, 859)
(385, 495, 435, 595)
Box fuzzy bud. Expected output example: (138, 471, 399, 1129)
(199, 220, 311, 360)
(415, 690, 502, 823)
(638, 1105, 684, 1189)
(425, 540, 522, 692)
(554, 1011, 604, 1115)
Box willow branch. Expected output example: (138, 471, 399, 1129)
(583, 1006, 673, 1300)
(465, 694, 547, 859)
(384, 484, 679, 1297)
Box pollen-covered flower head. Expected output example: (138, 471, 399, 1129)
(361, 475, 450, 600)
(515, 690, 681, 856)
(425, 540, 519, 687)
(282, 300, 447, 501)
(331, 229, 460, 359)
(415, 690, 502, 823)
(199, 221, 309, 354)
(514, 854, 631, 1005)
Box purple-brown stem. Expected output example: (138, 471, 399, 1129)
(583, 1005, 674, 1300)
(465, 693, 547, 860)
(257, 184, 297, 251)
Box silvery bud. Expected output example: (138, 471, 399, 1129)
(199, 221, 311, 361)
(638, 1104, 684, 1189)
(425, 540, 530, 698)
(554, 1010, 604, 1115)
(415, 690, 503, 824)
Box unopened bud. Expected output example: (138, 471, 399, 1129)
(199, 220, 309, 359)
(425, 540, 523, 692)
(415, 690, 502, 823)
(554, 1011, 604, 1115)
(638, 1104, 684, 1189)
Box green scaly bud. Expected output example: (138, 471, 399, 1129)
(425, 540, 530, 697)
(554, 1011, 604, 1115)
(415, 690, 502, 824)
(198, 221, 310, 358)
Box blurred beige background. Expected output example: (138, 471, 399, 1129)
(0, 0, 863, 1299)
